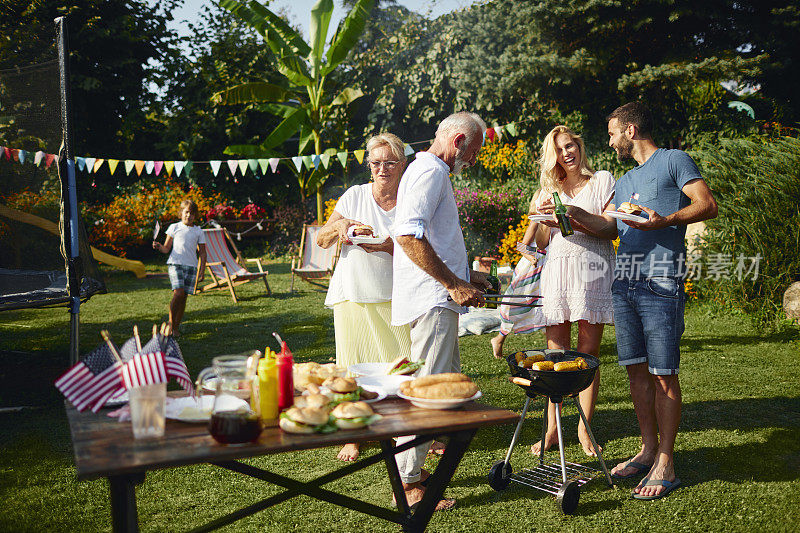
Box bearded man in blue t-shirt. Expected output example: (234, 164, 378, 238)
(605, 102, 717, 500)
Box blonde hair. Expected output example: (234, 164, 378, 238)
(538, 125, 594, 194)
(179, 198, 199, 218)
(366, 132, 406, 164)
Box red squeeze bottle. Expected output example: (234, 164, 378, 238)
(276, 342, 294, 411)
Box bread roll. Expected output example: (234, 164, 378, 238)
(409, 373, 470, 389)
(410, 381, 479, 399)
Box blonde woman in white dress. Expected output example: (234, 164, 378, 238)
(531, 125, 617, 456)
(317, 133, 412, 461)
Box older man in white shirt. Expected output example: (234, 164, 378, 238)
(391, 112, 490, 512)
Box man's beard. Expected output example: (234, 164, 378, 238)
(452, 148, 468, 174)
(615, 136, 634, 161)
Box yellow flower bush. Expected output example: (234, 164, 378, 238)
(89, 179, 226, 256)
(323, 196, 338, 223)
(497, 214, 531, 266)
(476, 140, 533, 181)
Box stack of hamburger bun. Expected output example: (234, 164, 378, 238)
(294, 362, 346, 392)
(399, 373, 479, 400)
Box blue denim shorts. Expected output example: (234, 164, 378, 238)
(612, 277, 685, 375)
(168, 264, 197, 294)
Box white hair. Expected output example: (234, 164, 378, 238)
(366, 132, 406, 163)
(435, 111, 486, 146)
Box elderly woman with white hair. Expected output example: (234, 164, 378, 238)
(317, 132, 413, 462)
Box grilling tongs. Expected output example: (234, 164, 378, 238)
(482, 294, 543, 308)
(448, 294, 543, 307)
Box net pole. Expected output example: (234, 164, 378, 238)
(55, 16, 80, 365)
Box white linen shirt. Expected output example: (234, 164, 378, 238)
(391, 152, 470, 326)
(166, 222, 205, 267)
(325, 183, 396, 307)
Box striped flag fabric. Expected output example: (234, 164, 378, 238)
(55, 343, 124, 412)
(120, 351, 168, 389)
(158, 335, 194, 394)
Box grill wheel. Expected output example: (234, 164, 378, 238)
(488, 460, 512, 491)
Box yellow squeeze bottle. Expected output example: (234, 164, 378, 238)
(258, 350, 279, 426)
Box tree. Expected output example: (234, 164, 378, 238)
(154, 3, 292, 206)
(0, 0, 183, 202)
(216, 0, 374, 223)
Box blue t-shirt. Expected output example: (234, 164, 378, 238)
(615, 148, 703, 279)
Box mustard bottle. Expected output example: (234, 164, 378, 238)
(258, 350, 279, 426)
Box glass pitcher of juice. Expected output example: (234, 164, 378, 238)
(196, 354, 262, 444)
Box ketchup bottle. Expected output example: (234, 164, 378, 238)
(276, 342, 294, 411)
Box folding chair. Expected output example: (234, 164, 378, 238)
(194, 228, 271, 303)
(290, 224, 340, 293)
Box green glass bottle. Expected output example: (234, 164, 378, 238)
(485, 260, 501, 309)
(552, 192, 574, 237)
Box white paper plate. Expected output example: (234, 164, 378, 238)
(527, 214, 553, 222)
(348, 362, 392, 377)
(355, 386, 388, 404)
(165, 395, 214, 423)
(350, 235, 386, 245)
(165, 395, 249, 423)
(356, 375, 414, 396)
(397, 390, 482, 410)
(606, 211, 647, 222)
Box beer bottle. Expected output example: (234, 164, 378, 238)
(485, 260, 501, 309)
(552, 192, 574, 237)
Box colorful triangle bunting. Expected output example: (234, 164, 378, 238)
(209, 161, 222, 176)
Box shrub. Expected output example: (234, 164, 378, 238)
(693, 135, 800, 330)
(497, 214, 530, 266)
(265, 202, 316, 257)
(88, 179, 226, 257)
(240, 202, 267, 220)
(205, 203, 238, 221)
(455, 188, 523, 258)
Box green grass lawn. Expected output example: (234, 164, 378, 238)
(1, 262, 799, 532)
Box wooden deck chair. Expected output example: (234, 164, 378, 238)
(290, 224, 340, 293)
(194, 228, 271, 303)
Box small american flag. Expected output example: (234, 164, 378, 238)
(55, 342, 124, 412)
(158, 334, 194, 394)
(120, 351, 168, 389)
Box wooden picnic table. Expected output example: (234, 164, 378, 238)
(66, 393, 519, 533)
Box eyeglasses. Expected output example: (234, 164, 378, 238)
(368, 160, 399, 170)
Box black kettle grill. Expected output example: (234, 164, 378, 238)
(488, 349, 613, 514)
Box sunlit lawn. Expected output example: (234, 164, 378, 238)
(1, 261, 799, 532)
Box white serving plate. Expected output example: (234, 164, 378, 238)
(350, 235, 386, 245)
(348, 362, 393, 377)
(527, 214, 554, 222)
(356, 375, 414, 397)
(606, 211, 647, 222)
(397, 390, 482, 410)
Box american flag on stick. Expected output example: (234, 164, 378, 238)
(153, 330, 194, 395)
(54, 339, 124, 412)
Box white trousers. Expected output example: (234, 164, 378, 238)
(395, 307, 460, 483)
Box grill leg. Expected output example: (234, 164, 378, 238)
(554, 402, 567, 483)
(539, 399, 548, 465)
(504, 396, 531, 463)
(572, 396, 613, 486)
